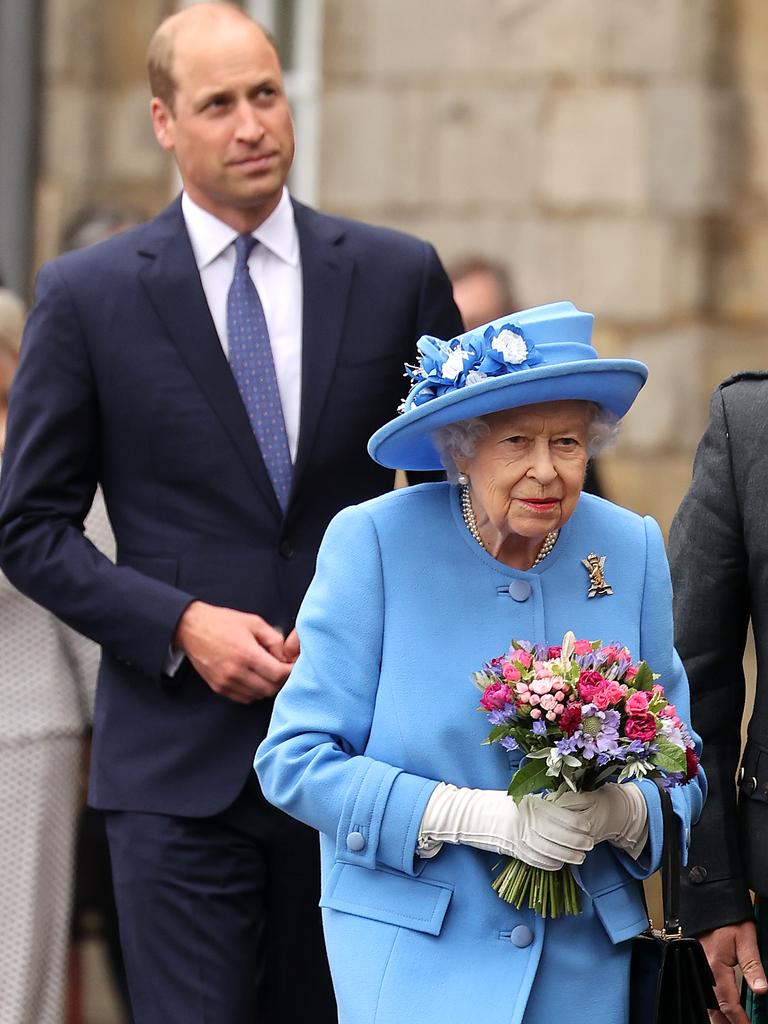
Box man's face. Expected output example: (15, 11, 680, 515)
(151, 18, 295, 230)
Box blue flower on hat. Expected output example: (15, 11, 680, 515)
(402, 321, 544, 411)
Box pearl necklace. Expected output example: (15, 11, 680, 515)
(460, 484, 559, 567)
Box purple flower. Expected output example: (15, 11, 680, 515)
(556, 736, 579, 754)
(532, 720, 548, 736)
(488, 703, 517, 726)
(573, 705, 621, 760)
(626, 739, 651, 760)
(500, 736, 519, 752)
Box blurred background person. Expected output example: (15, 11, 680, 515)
(0, 286, 103, 1024)
(448, 256, 514, 330)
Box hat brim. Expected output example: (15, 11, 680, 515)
(368, 359, 648, 470)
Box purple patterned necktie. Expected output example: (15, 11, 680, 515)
(227, 234, 292, 511)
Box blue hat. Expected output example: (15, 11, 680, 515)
(368, 301, 648, 470)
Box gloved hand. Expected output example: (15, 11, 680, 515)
(555, 784, 648, 857)
(417, 783, 594, 870)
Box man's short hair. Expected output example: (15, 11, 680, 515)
(146, 3, 279, 113)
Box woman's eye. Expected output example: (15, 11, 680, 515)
(504, 435, 526, 445)
(555, 437, 579, 448)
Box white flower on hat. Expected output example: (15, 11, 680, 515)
(441, 346, 469, 381)
(492, 329, 528, 365)
(465, 369, 488, 386)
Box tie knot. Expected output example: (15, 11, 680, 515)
(234, 233, 257, 266)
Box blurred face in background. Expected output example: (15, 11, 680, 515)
(0, 287, 25, 448)
(150, 7, 295, 232)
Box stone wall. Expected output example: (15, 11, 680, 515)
(30, 0, 768, 533)
(319, 0, 768, 533)
(35, 0, 174, 266)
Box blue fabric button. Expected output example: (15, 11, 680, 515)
(510, 925, 534, 948)
(346, 831, 366, 852)
(508, 581, 532, 602)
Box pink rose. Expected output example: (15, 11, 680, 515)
(660, 704, 677, 719)
(578, 670, 605, 701)
(480, 682, 512, 711)
(515, 650, 533, 668)
(530, 708, 542, 719)
(592, 682, 623, 710)
(573, 640, 593, 656)
(624, 665, 638, 680)
(600, 646, 619, 665)
(624, 713, 657, 742)
(625, 691, 650, 714)
(501, 662, 521, 682)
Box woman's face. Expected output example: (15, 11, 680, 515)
(458, 400, 590, 560)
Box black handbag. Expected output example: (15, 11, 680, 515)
(629, 780, 718, 1024)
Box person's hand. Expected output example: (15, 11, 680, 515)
(417, 783, 593, 869)
(283, 627, 300, 663)
(555, 784, 648, 855)
(699, 921, 767, 1024)
(172, 600, 295, 703)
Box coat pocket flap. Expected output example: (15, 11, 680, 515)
(320, 862, 453, 936)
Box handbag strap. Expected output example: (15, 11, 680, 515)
(653, 777, 682, 935)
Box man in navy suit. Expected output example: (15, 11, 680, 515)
(0, 4, 461, 1021)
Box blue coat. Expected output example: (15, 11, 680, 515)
(256, 484, 705, 1023)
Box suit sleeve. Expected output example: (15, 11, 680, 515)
(255, 504, 439, 877)
(415, 242, 463, 343)
(669, 386, 753, 934)
(0, 261, 194, 679)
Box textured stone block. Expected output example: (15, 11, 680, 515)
(319, 87, 427, 212)
(648, 84, 738, 212)
(539, 87, 648, 211)
(102, 86, 167, 181)
(621, 326, 708, 453)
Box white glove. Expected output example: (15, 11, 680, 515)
(417, 783, 594, 870)
(555, 784, 648, 858)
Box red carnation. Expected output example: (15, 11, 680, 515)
(560, 704, 582, 736)
(547, 646, 562, 659)
(624, 712, 657, 743)
(685, 747, 700, 782)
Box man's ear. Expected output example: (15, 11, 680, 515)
(150, 97, 175, 151)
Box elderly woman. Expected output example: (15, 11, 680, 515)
(255, 301, 705, 1024)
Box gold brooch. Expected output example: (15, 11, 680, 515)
(582, 553, 613, 598)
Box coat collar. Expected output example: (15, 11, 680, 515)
(134, 196, 354, 518)
(135, 197, 282, 517)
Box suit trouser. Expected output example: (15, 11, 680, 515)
(105, 772, 337, 1024)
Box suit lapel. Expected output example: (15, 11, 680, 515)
(136, 199, 282, 517)
(292, 201, 353, 489)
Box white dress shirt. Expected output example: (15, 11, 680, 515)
(181, 188, 303, 461)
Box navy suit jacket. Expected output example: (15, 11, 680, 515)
(0, 196, 462, 817)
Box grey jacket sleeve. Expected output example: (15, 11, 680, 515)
(670, 382, 753, 934)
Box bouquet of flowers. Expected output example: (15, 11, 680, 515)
(473, 632, 699, 918)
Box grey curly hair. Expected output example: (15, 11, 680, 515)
(432, 402, 619, 483)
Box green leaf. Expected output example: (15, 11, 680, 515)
(632, 662, 655, 690)
(507, 758, 552, 802)
(652, 737, 687, 774)
(486, 724, 509, 744)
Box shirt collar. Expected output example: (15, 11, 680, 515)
(181, 187, 299, 270)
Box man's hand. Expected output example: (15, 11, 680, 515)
(173, 600, 296, 703)
(700, 921, 767, 1023)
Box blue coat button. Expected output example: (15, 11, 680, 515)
(508, 581, 532, 602)
(510, 925, 534, 947)
(346, 831, 366, 852)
